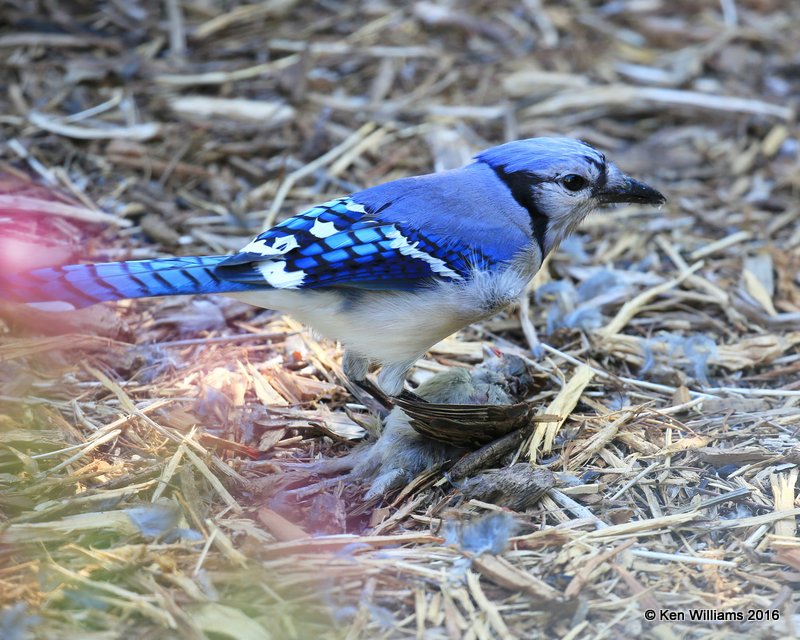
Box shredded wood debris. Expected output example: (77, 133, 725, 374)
(1, 1, 799, 638)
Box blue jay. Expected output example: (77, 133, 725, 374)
(2, 138, 664, 395)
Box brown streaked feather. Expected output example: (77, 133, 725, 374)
(395, 391, 558, 448)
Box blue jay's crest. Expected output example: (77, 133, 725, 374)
(216, 197, 479, 290)
(475, 138, 606, 176)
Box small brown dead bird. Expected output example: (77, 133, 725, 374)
(295, 353, 550, 500)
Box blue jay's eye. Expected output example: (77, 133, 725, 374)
(561, 174, 588, 192)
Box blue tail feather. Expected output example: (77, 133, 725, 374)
(1, 256, 262, 309)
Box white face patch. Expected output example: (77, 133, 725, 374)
(257, 260, 306, 288)
(309, 219, 339, 238)
(240, 234, 299, 257)
(538, 185, 596, 254)
(345, 201, 367, 214)
(385, 227, 463, 281)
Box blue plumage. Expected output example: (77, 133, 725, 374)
(2, 256, 260, 309)
(0, 137, 665, 395)
(476, 137, 606, 175)
(215, 197, 478, 290)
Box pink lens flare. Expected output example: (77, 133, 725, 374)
(0, 237, 72, 275)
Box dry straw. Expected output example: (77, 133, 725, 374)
(1, 1, 799, 638)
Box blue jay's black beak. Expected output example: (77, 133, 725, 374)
(596, 163, 665, 206)
(596, 176, 666, 206)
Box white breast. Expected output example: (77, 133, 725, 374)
(227, 265, 531, 365)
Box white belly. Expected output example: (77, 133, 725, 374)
(228, 268, 530, 364)
(229, 287, 470, 363)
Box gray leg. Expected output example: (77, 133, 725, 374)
(340, 350, 393, 414)
(376, 358, 418, 396)
(342, 350, 370, 382)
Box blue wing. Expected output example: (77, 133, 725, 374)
(215, 198, 488, 291)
